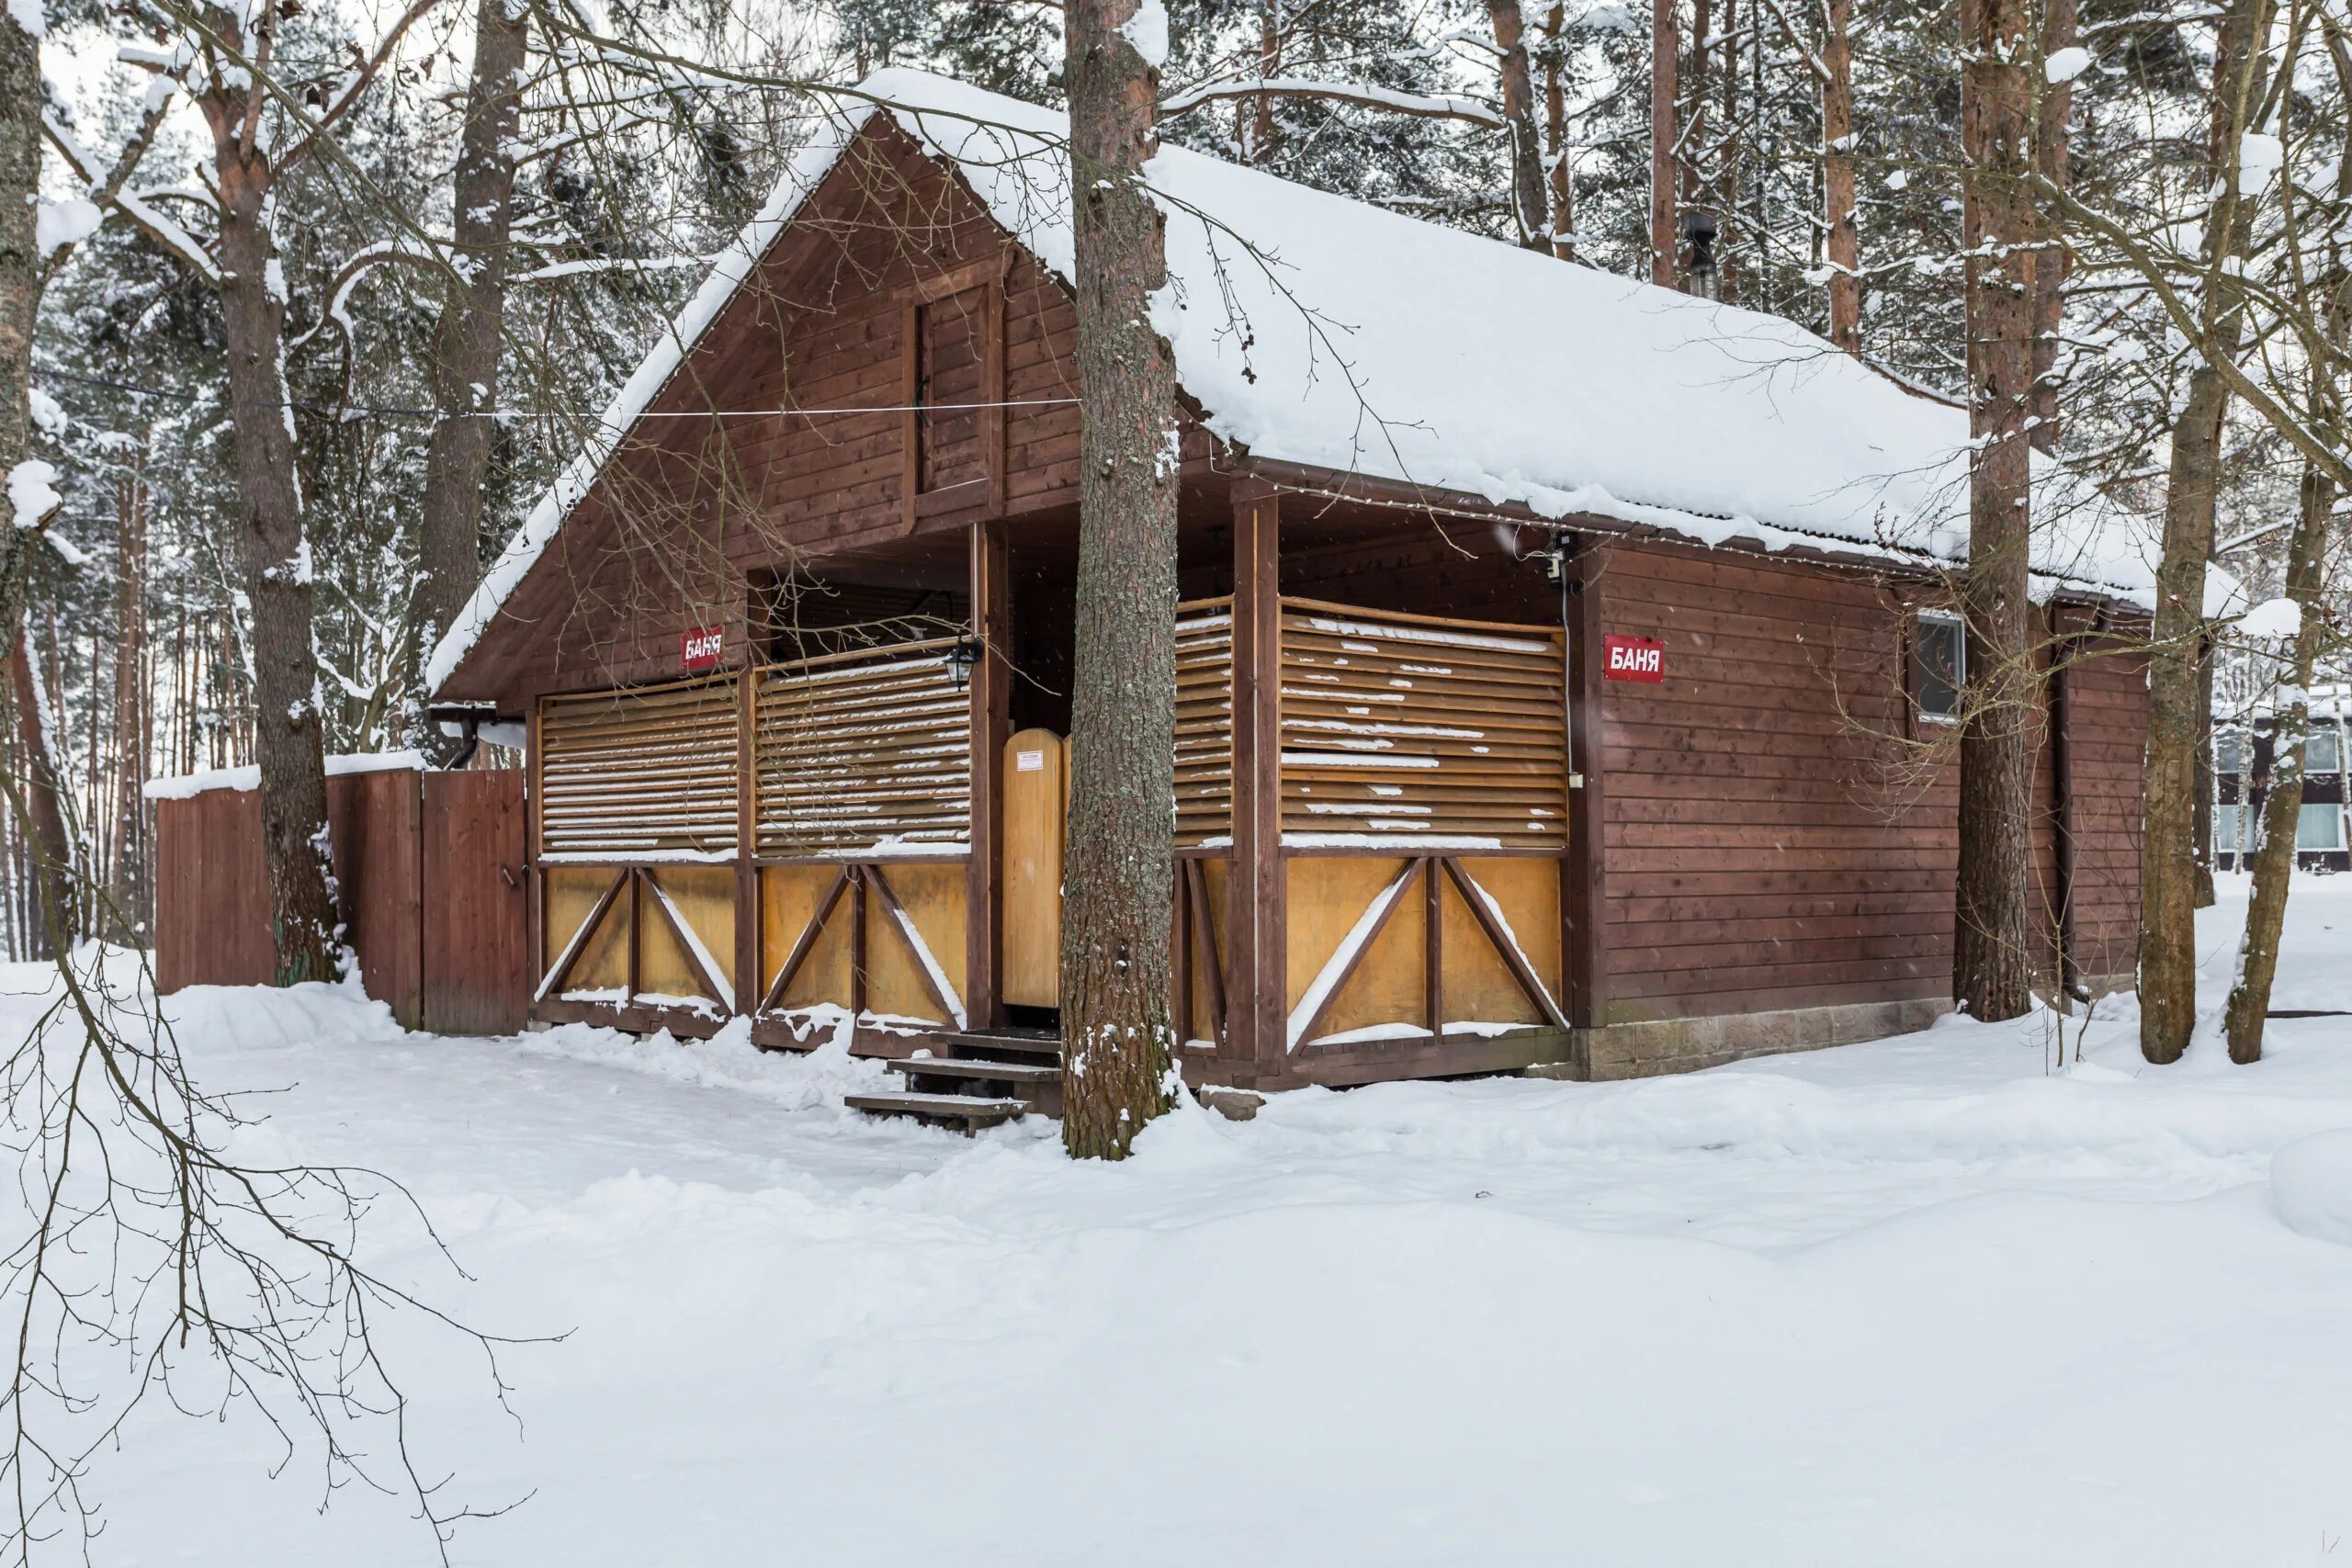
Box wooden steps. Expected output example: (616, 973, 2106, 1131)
(853, 1027, 1065, 1130)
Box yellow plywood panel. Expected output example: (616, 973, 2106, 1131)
(1315, 862, 1431, 1043)
(1440, 857, 1562, 1029)
(639, 866, 736, 1003)
(1002, 728, 1066, 1008)
(1283, 856, 1413, 1017)
(864, 863, 967, 1025)
(545, 866, 629, 993)
(762, 864, 852, 1010)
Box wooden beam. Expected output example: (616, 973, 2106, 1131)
(534, 865, 627, 1003)
(736, 669, 757, 1016)
(1183, 857, 1226, 1043)
(1562, 542, 1608, 1028)
(1442, 856, 1570, 1031)
(967, 519, 1011, 1030)
(850, 862, 869, 1019)
(1227, 477, 1286, 1085)
(867, 863, 967, 1028)
(1293, 858, 1419, 1049)
(644, 870, 732, 1004)
(1423, 856, 1443, 1035)
(761, 864, 853, 1012)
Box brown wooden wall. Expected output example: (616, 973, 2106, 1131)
(440, 123, 1102, 708)
(1589, 538, 2143, 1024)
(154, 769, 529, 1034)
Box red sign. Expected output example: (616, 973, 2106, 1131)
(681, 626, 725, 671)
(1602, 634, 1664, 682)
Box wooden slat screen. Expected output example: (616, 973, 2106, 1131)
(1278, 597, 1566, 852)
(755, 637, 971, 857)
(538, 676, 741, 860)
(1174, 598, 1233, 848)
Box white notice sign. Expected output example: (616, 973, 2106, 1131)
(1015, 750, 1046, 773)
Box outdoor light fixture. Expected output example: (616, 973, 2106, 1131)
(1681, 208, 1721, 299)
(944, 636, 983, 692)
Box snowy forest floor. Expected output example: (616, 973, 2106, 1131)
(6, 880, 2352, 1564)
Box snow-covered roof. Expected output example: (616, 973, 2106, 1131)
(427, 68, 2161, 696)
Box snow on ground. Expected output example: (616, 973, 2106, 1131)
(5, 877, 2352, 1564)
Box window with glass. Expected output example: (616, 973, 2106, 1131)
(2298, 801, 2345, 851)
(2216, 730, 2246, 777)
(2215, 808, 2242, 854)
(2306, 725, 2342, 775)
(1913, 612, 1964, 722)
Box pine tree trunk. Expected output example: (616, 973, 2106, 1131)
(0, 3, 72, 957)
(2139, 0, 2275, 1063)
(1954, 0, 2037, 1022)
(2030, 0, 2076, 452)
(1058, 0, 1179, 1160)
(203, 49, 340, 987)
(2222, 467, 2332, 1062)
(107, 464, 149, 938)
(417, 0, 526, 739)
(2194, 646, 2217, 905)
(1650, 0, 1679, 285)
(1822, 0, 1860, 352)
(5, 634, 73, 955)
(1543, 4, 1574, 261)
(1488, 0, 1551, 250)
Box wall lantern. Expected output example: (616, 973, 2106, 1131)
(944, 636, 983, 692)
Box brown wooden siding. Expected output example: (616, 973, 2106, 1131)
(443, 125, 1087, 706)
(1594, 541, 1957, 1022)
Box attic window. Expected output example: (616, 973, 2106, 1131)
(1912, 611, 1964, 724)
(912, 288, 989, 496)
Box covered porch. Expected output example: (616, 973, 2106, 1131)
(526, 482, 1597, 1090)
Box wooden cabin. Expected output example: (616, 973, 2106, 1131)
(425, 70, 2155, 1094)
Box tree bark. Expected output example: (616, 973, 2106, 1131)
(1057, 0, 1179, 1160)
(1954, 0, 2037, 1022)
(2139, 0, 2275, 1063)
(1651, 0, 1679, 286)
(2195, 642, 2217, 905)
(417, 0, 526, 740)
(1822, 0, 1860, 352)
(2222, 466, 2332, 1062)
(1543, 3, 1574, 261)
(107, 461, 149, 938)
(1488, 0, 1551, 250)
(5, 634, 73, 953)
(0, 4, 71, 954)
(2029, 0, 2076, 452)
(200, 9, 341, 986)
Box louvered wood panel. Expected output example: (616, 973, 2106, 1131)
(538, 677, 741, 860)
(755, 638, 972, 857)
(1174, 598, 1233, 848)
(1278, 598, 1566, 851)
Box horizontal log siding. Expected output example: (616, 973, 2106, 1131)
(1595, 542, 1961, 1022)
(2063, 617, 2147, 982)
(445, 124, 1085, 705)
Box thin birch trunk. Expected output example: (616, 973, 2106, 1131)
(2140, 0, 2276, 1062)
(1954, 0, 2038, 1021)
(1058, 0, 1179, 1159)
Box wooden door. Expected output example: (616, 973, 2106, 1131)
(1001, 728, 1067, 1008)
(423, 769, 532, 1034)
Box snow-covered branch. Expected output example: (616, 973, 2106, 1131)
(1160, 75, 1504, 128)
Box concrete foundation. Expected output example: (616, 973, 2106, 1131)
(1525, 994, 1954, 1082)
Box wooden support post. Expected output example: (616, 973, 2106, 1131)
(735, 668, 757, 1015)
(2049, 606, 2082, 1003)
(967, 519, 1011, 1031)
(1563, 543, 1609, 1032)
(1227, 477, 1286, 1086)
(1423, 856, 1443, 1036)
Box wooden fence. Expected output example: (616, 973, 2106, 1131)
(153, 766, 530, 1034)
